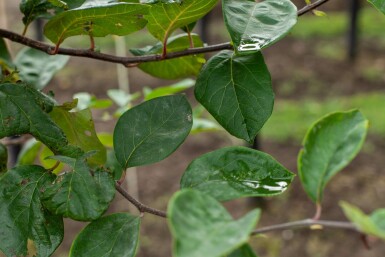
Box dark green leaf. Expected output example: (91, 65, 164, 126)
(0, 165, 63, 257)
(168, 189, 260, 257)
(70, 213, 140, 257)
(298, 110, 368, 203)
(48, 0, 68, 9)
(340, 201, 385, 240)
(143, 79, 195, 100)
(105, 149, 124, 180)
(181, 146, 294, 201)
(0, 83, 82, 157)
(145, 0, 218, 45)
(49, 107, 106, 165)
(0, 38, 12, 65)
(44, 2, 150, 45)
(0, 143, 7, 175)
(20, 0, 56, 27)
(42, 156, 115, 221)
(222, 0, 297, 54)
(15, 47, 70, 90)
(228, 244, 258, 257)
(181, 22, 197, 33)
(195, 50, 273, 143)
(113, 95, 192, 168)
(130, 34, 205, 79)
(368, 0, 385, 15)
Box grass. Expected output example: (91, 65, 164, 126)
(262, 92, 385, 142)
(291, 7, 385, 41)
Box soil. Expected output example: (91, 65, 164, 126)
(2, 1, 385, 257)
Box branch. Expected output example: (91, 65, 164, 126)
(0, 0, 330, 66)
(298, 0, 331, 16)
(251, 219, 358, 235)
(115, 182, 167, 218)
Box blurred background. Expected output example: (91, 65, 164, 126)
(1, 0, 385, 256)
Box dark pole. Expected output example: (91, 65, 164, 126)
(348, 0, 360, 61)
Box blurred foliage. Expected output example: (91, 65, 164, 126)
(291, 8, 385, 40)
(262, 92, 385, 142)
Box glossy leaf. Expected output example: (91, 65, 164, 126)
(340, 201, 385, 240)
(144, 79, 195, 100)
(49, 107, 106, 165)
(130, 34, 205, 79)
(228, 244, 258, 257)
(195, 50, 273, 143)
(168, 189, 260, 257)
(181, 146, 294, 201)
(222, 0, 297, 54)
(0, 83, 82, 157)
(70, 213, 140, 257)
(0, 165, 63, 257)
(368, 0, 385, 15)
(298, 110, 368, 203)
(145, 0, 218, 45)
(44, 2, 150, 45)
(114, 95, 192, 168)
(15, 47, 70, 90)
(42, 156, 115, 221)
(0, 143, 7, 175)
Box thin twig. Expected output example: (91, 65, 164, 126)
(115, 182, 167, 218)
(298, 0, 331, 16)
(251, 219, 358, 235)
(0, 0, 331, 66)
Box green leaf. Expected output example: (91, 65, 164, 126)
(340, 201, 385, 240)
(44, 2, 150, 45)
(42, 156, 115, 221)
(144, 79, 195, 100)
(0, 165, 63, 257)
(368, 0, 385, 15)
(0, 83, 82, 157)
(105, 149, 124, 180)
(0, 38, 12, 65)
(20, 0, 57, 27)
(48, 0, 68, 9)
(49, 107, 106, 165)
(15, 47, 70, 90)
(0, 143, 7, 175)
(191, 118, 222, 134)
(17, 139, 42, 165)
(130, 34, 204, 79)
(145, 0, 218, 45)
(114, 95, 192, 168)
(222, 0, 297, 54)
(70, 213, 140, 257)
(298, 110, 368, 203)
(228, 244, 258, 257)
(168, 189, 260, 257)
(195, 50, 273, 143)
(181, 146, 294, 201)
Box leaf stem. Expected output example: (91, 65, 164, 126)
(313, 203, 322, 220)
(115, 182, 167, 218)
(251, 219, 358, 235)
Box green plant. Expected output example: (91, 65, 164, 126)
(0, 0, 384, 257)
